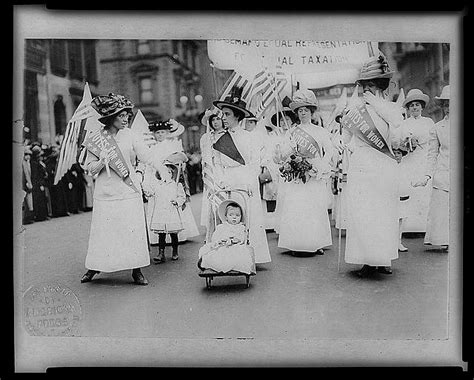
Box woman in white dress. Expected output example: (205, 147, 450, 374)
(398, 89, 436, 237)
(212, 87, 272, 265)
(335, 55, 410, 277)
(199, 110, 226, 237)
(80, 93, 154, 285)
(414, 85, 450, 250)
(273, 89, 334, 255)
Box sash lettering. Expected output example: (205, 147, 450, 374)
(291, 126, 321, 159)
(83, 129, 140, 193)
(341, 103, 396, 160)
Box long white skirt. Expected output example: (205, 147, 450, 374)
(85, 195, 150, 272)
(344, 147, 399, 267)
(424, 188, 449, 246)
(278, 179, 332, 252)
(400, 149, 432, 232)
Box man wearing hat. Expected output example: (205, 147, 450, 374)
(414, 85, 450, 251)
(396, 89, 436, 238)
(212, 86, 271, 265)
(339, 54, 410, 278)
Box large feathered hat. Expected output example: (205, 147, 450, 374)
(213, 85, 253, 118)
(289, 89, 318, 112)
(403, 88, 430, 108)
(358, 54, 394, 81)
(91, 93, 134, 123)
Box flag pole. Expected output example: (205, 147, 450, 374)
(337, 119, 344, 273)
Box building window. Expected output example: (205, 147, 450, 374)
(139, 76, 154, 104)
(67, 40, 83, 80)
(54, 96, 67, 136)
(24, 70, 39, 142)
(137, 40, 151, 55)
(83, 40, 98, 83)
(50, 39, 67, 76)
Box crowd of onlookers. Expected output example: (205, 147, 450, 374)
(21, 139, 95, 224)
(21, 137, 204, 225)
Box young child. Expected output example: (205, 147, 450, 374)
(394, 148, 410, 252)
(143, 162, 186, 263)
(198, 200, 256, 274)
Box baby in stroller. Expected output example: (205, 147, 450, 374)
(198, 199, 256, 275)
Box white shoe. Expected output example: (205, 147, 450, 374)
(398, 243, 408, 252)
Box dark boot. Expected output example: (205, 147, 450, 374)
(377, 266, 393, 274)
(171, 246, 179, 261)
(81, 269, 100, 283)
(153, 248, 166, 264)
(132, 268, 148, 285)
(356, 265, 376, 278)
(171, 233, 179, 260)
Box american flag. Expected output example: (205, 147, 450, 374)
(54, 83, 100, 185)
(249, 65, 288, 119)
(217, 70, 254, 103)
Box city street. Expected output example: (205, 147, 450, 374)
(18, 192, 450, 341)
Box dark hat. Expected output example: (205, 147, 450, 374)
(213, 86, 253, 118)
(358, 54, 394, 81)
(91, 93, 134, 123)
(148, 120, 173, 132)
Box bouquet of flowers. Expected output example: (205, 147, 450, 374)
(279, 153, 317, 184)
(399, 134, 420, 154)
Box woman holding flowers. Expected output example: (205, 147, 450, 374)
(273, 89, 334, 255)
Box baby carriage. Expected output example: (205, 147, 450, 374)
(198, 187, 256, 289)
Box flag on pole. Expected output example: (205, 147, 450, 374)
(54, 82, 100, 185)
(217, 70, 254, 103)
(249, 65, 288, 119)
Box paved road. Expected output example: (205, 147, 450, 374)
(18, 192, 449, 340)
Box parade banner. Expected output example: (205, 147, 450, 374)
(82, 128, 140, 193)
(208, 39, 375, 76)
(291, 126, 321, 159)
(341, 103, 396, 160)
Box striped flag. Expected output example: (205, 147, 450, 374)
(217, 70, 254, 103)
(53, 82, 99, 185)
(249, 65, 288, 119)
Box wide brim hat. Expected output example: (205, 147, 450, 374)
(213, 85, 253, 118)
(270, 107, 296, 128)
(168, 121, 185, 138)
(358, 54, 394, 81)
(289, 89, 319, 112)
(217, 198, 246, 225)
(403, 89, 430, 108)
(213, 99, 253, 118)
(435, 85, 450, 100)
(91, 93, 134, 123)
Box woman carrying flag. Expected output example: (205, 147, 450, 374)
(212, 87, 272, 265)
(336, 54, 411, 278)
(79, 93, 154, 285)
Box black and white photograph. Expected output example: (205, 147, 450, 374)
(10, 6, 468, 372)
